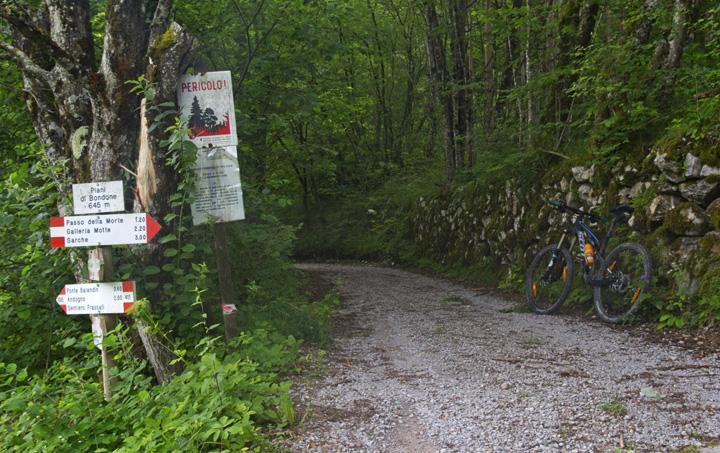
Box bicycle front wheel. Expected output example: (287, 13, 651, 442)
(526, 245, 574, 314)
(593, 242, 652, 323)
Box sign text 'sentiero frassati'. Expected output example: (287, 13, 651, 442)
(49, 213, 161, 248)
(177, 71, 238, 148)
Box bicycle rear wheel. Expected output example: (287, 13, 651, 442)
(526, 245, 574, 314)
(593, 242, 652, 323)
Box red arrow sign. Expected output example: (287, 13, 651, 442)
(50, 213, 161, 248)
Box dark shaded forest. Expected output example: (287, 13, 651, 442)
(1, 0, 719, 450)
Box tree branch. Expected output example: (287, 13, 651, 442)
(0, 38, 51, 79)
(0, 0, 79, 71)
(148, 0, 172, 51)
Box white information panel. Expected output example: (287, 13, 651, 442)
(56, 281, 136, 315)
(191, 146, 245, 225)
(72, 181, 125, 214)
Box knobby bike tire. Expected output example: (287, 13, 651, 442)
(526, 245, 574, 314)
(593, 242, 652, 324)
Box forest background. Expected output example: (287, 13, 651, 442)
(1, 0, 719, 450)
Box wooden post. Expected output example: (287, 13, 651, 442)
(213, 222, 239, 341)
(88, 246, 118, 401)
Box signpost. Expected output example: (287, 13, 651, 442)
(49, 213, 161, 248)
(56, 281, 136, 315)
(50, 180, 162, 401)
(178, 71, 244, 341)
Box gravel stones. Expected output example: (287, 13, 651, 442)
(284, 264, 720, 452)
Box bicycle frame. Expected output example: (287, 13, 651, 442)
(554, 214, 620, 278)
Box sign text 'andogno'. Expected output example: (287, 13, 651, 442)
(56, 281, 136, 315)
(50, 213, 161, 248)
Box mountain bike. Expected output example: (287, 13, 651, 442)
(525, 199, 652, 323)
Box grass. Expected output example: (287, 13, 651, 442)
(441, 295, 469, 305)
(525, 336, 543, 346)
(600, 398, 628, 417)
(498, 304, 531, 313)
(432, 325, 447, 335)
(672, 447, 700, 453)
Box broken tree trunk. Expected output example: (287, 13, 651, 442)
(0, 0, 197, 384)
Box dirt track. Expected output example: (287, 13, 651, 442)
(286, 263, 720, 452)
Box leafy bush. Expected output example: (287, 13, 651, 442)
(0, 330, 299, 452)
(0, 150, 82, 373)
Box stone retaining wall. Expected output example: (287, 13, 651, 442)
(409, 150, 720, 296)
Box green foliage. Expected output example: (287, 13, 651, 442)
(0, 329, 299, 452)
(599, 398, 628, 417)
(695, 266, 720, 326)
(0, 150, 80, 373)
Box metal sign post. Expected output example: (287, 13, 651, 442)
(177, 71, 244, 342)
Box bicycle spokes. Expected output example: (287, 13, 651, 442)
(528, 247, 572, 313)
(594, 243, 651, 322)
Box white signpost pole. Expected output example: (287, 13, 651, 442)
(88, 246, 118, 402)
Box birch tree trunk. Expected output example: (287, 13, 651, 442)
(0, 0, 196, 383)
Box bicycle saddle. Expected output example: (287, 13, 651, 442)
(610, 205, 634, 215)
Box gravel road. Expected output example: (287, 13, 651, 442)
(286, 263, 720, 452)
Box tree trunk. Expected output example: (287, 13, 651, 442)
(525, 0, 534, 141)
(424, 0, 456, 180)
(482, 0, 496, 136)
(664, 0, 691, 70)
(450, 0, 474, 168)
(1, 0, 197, 384)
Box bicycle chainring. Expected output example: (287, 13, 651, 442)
(609, 271, 630, 293)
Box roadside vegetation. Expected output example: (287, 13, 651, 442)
(1, 0, 720, 450)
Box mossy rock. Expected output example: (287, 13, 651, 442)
(698, 231, 720, 259)
(697, 261, 720, 299)
(708, 199, 720, 230)
(662, 202, 710, 236)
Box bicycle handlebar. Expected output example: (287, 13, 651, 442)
(547, 199, 608, 223)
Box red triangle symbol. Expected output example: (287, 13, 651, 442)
(145, 214, 162, 242)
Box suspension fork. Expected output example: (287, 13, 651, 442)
(543, 233, 569, 279)
(544, 233, 566, 271)
(556, 233, 566, 249)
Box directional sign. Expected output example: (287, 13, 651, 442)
(72, 181, 125, 214)
(49, 213, 161, 248)
(56, 281, 136, 315)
